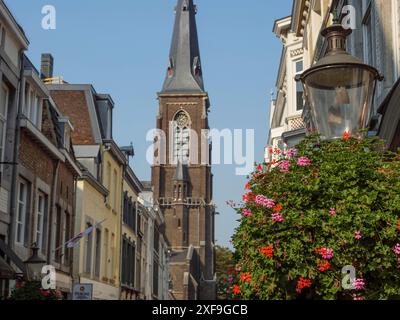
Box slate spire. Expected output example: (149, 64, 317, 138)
(161, 0, 204, 93)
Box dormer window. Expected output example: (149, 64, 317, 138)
(167, 58, 174, 78)
(193, 57, 201, 77)
(58, 116, 73, 152)
(24, 83, 43, 128)
(64, 126, 71, 151)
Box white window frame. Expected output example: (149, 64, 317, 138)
(36, 191, 46, 250)
(173, 124, 190, 164)
(0, 82, 9, 172)
(293, 58, 304, 113)
(113, 169, 118, 211)
(362, 0, 374, 66)
(24, 83, 43, 128)
(16, 179, 29, 245)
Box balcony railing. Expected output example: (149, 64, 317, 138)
(287, 115, 305, 131)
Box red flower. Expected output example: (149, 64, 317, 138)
(297, 277, 312, 293)
(242, 192, 255, 203)
(342, 131, 351, 141)
(274, 148, 281, 155)
(245, 182, 251, 190)
(257, 164, 263, 171)
(261, 246, 274, 258)
(315, 247, 334, 260)
(252, 172, 261, 179)
(240, 272, 252, 283)
(273, 204, 283, 212)
(15, 280, 22, 289)
(40, 289, 50, 297)
(318, 261, 331, 272)
(232, 284, 241, 295)
(268, 148, 273, 155)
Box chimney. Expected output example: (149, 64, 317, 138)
(40, 53, 54, 79)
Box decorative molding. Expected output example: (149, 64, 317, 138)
(290, 48, 304, 58)
(165, 102, 198, 106)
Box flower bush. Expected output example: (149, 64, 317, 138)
(231, 134, 400, 300)
(9, 281, 63, 300)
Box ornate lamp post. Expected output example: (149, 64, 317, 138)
(298, 15, 383, 140)
(24, 243, 46, 281)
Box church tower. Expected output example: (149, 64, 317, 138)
(151, 0, 216, 300)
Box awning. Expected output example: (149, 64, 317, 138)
(0, 255, 15, 279)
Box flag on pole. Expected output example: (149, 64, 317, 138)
(63, 219, 106, 249)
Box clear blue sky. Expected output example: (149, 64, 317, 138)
(7, 0, 293, 249)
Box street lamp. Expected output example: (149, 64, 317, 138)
(298, 14, 383, 140)
(24, 243, 46, 281)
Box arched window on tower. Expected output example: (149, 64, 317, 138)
(173, 111, 190, 164)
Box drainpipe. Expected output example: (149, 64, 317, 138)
(47, 159, 60, 264)
(118, 161, 126, 299)
(9, 51, 25, 253)
(70, 177, 78, 294)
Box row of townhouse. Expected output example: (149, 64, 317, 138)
(0, 0, 169, 300)
(267, 0, 400, 160)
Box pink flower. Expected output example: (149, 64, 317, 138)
(329, 208, 336, 217)
(297, 156, 311, 167)
(278, 160, 291, 172)
(272, 212, 284, 223)
(353, 278, 365, 290)
(242, 208, 252, 217)
(285, 148, 298, 159)
(393, 243, 400, 255)
(354, 231, 362, 240)
(316, 247, 334, 260)
(255, 195, 275, 209)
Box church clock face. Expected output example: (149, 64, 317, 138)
(176, 112, 189, 127)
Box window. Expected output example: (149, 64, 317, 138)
(0, 83, 9, 171)
(106, 161, 111, 204)
(94, 228, 101, 278)
(24, 83, 43, 128)
(104, 228, 109, 279)
(121, 239, 135, 287)
(153, 260, 159, 298)
(136, 256, 141, 289)
(84, 223, 93, 274)
(36, 192, 47, 251)
(362, 1, 374, 66)
(123, 196, 137, 233)
(16, 179, 29, 245)
(173, 111, 190, 164)
(121, 239, 127, 284)
(64, 126, 71, 151)
(113, 169, 118, 210)
(154, 226, 160, 254)
(110, 233, 115, 280)
(63, 211, 71, 265)
(294, 59, 304, 111)
(55, 206, 62, 263)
